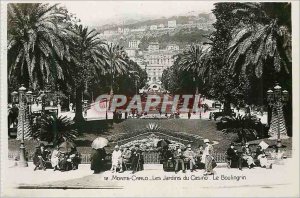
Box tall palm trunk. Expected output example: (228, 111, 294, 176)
(110, 61, 114, 95)
(74, 86, 85, 124)
(223, 99, 231, 115)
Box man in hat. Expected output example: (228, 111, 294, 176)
(33, 143, 49, 171)
(173, 145, 186, 173)
(226, 143, 242, 170)
(111, 145, 123, 173)
(131, 144, 143, 174)
(183, 144, 197, 172)
(202, 139, 215, 175)
(121, 146, 132, 171)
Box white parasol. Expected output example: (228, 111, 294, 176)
(91, 137, 108, 149)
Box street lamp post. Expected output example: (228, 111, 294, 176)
(11, 84, 29, 167)
(267, 83, 289, 148)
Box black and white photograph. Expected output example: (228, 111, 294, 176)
(0, 1, 299, 197)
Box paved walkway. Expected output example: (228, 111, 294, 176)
(59, 99, 268, 124)
(3, 158, 297, 197)
(60, 108, 267, 122)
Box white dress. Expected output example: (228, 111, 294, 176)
(51, 149, 60, 167)
(258, 155, 272, 167)
(111, 150, 122, 167)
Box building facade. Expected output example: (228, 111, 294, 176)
(129, 40, 140, 49)
(168, 20, 177, 28)
(166, 44, 179, 51)
(125, 48, 136, 58)
(148, 42, 160, 51)
(144, 48, 177, 83)
(150, 25, 158, 30)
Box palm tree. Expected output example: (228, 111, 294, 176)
(8, 3, 68, 140)
(64, 24, 106, 124)
(32, 115, 78, 146)
(102, 43, 129, 95)
(8, 3, 67, 89)
(178, 44, 212, 94)
(226, 2, 292, 137)
(226, 3, 291, 78)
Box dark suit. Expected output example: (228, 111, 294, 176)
(33, 148, 49, 170)
(131, 148, 143, 172)
(227, 147, 242, 169)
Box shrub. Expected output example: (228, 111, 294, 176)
(32, 115, 78, 146)
(217, 115, 263, 143)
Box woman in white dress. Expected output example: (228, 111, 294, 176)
(111, 145, 123, 173)
(258, 153, 273, 169)
(51, 146, 61, 171)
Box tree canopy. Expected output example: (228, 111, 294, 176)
(8, 3, 67, 90)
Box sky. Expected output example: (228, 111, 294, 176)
(60, 1, 215, 26)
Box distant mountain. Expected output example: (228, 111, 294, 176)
(96, 12, 215, 31)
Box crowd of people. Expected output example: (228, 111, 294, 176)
(91, 138, 276, 175)
(90, 144, 144, 174)
(32, 139, 275, 174)
(160, 139, 216, 175)
(90, 138, 217, 175)
(226, 143, 273, 169)
(33, 143, 81, 172)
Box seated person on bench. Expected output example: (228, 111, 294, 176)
(33, 143, 50, 171)
(183, 144, 196, 172)
(161, 145, 175, 171)
(173, 145, 186, 173)
(255, 146, 273, 169)
(241, 143, 256, 169)
(69, 147, 81, 170)
(226, 143, 242, 170)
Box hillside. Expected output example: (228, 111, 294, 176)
(97, 13, 214, 31)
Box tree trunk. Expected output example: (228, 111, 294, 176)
(223, 99, 231, 115)
(73, 86, 85, 125)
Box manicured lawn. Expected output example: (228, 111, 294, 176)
(106, 119, 238, 152)
(8, 119, 239, 157)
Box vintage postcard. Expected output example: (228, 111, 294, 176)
(0, 1, 299, 197)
